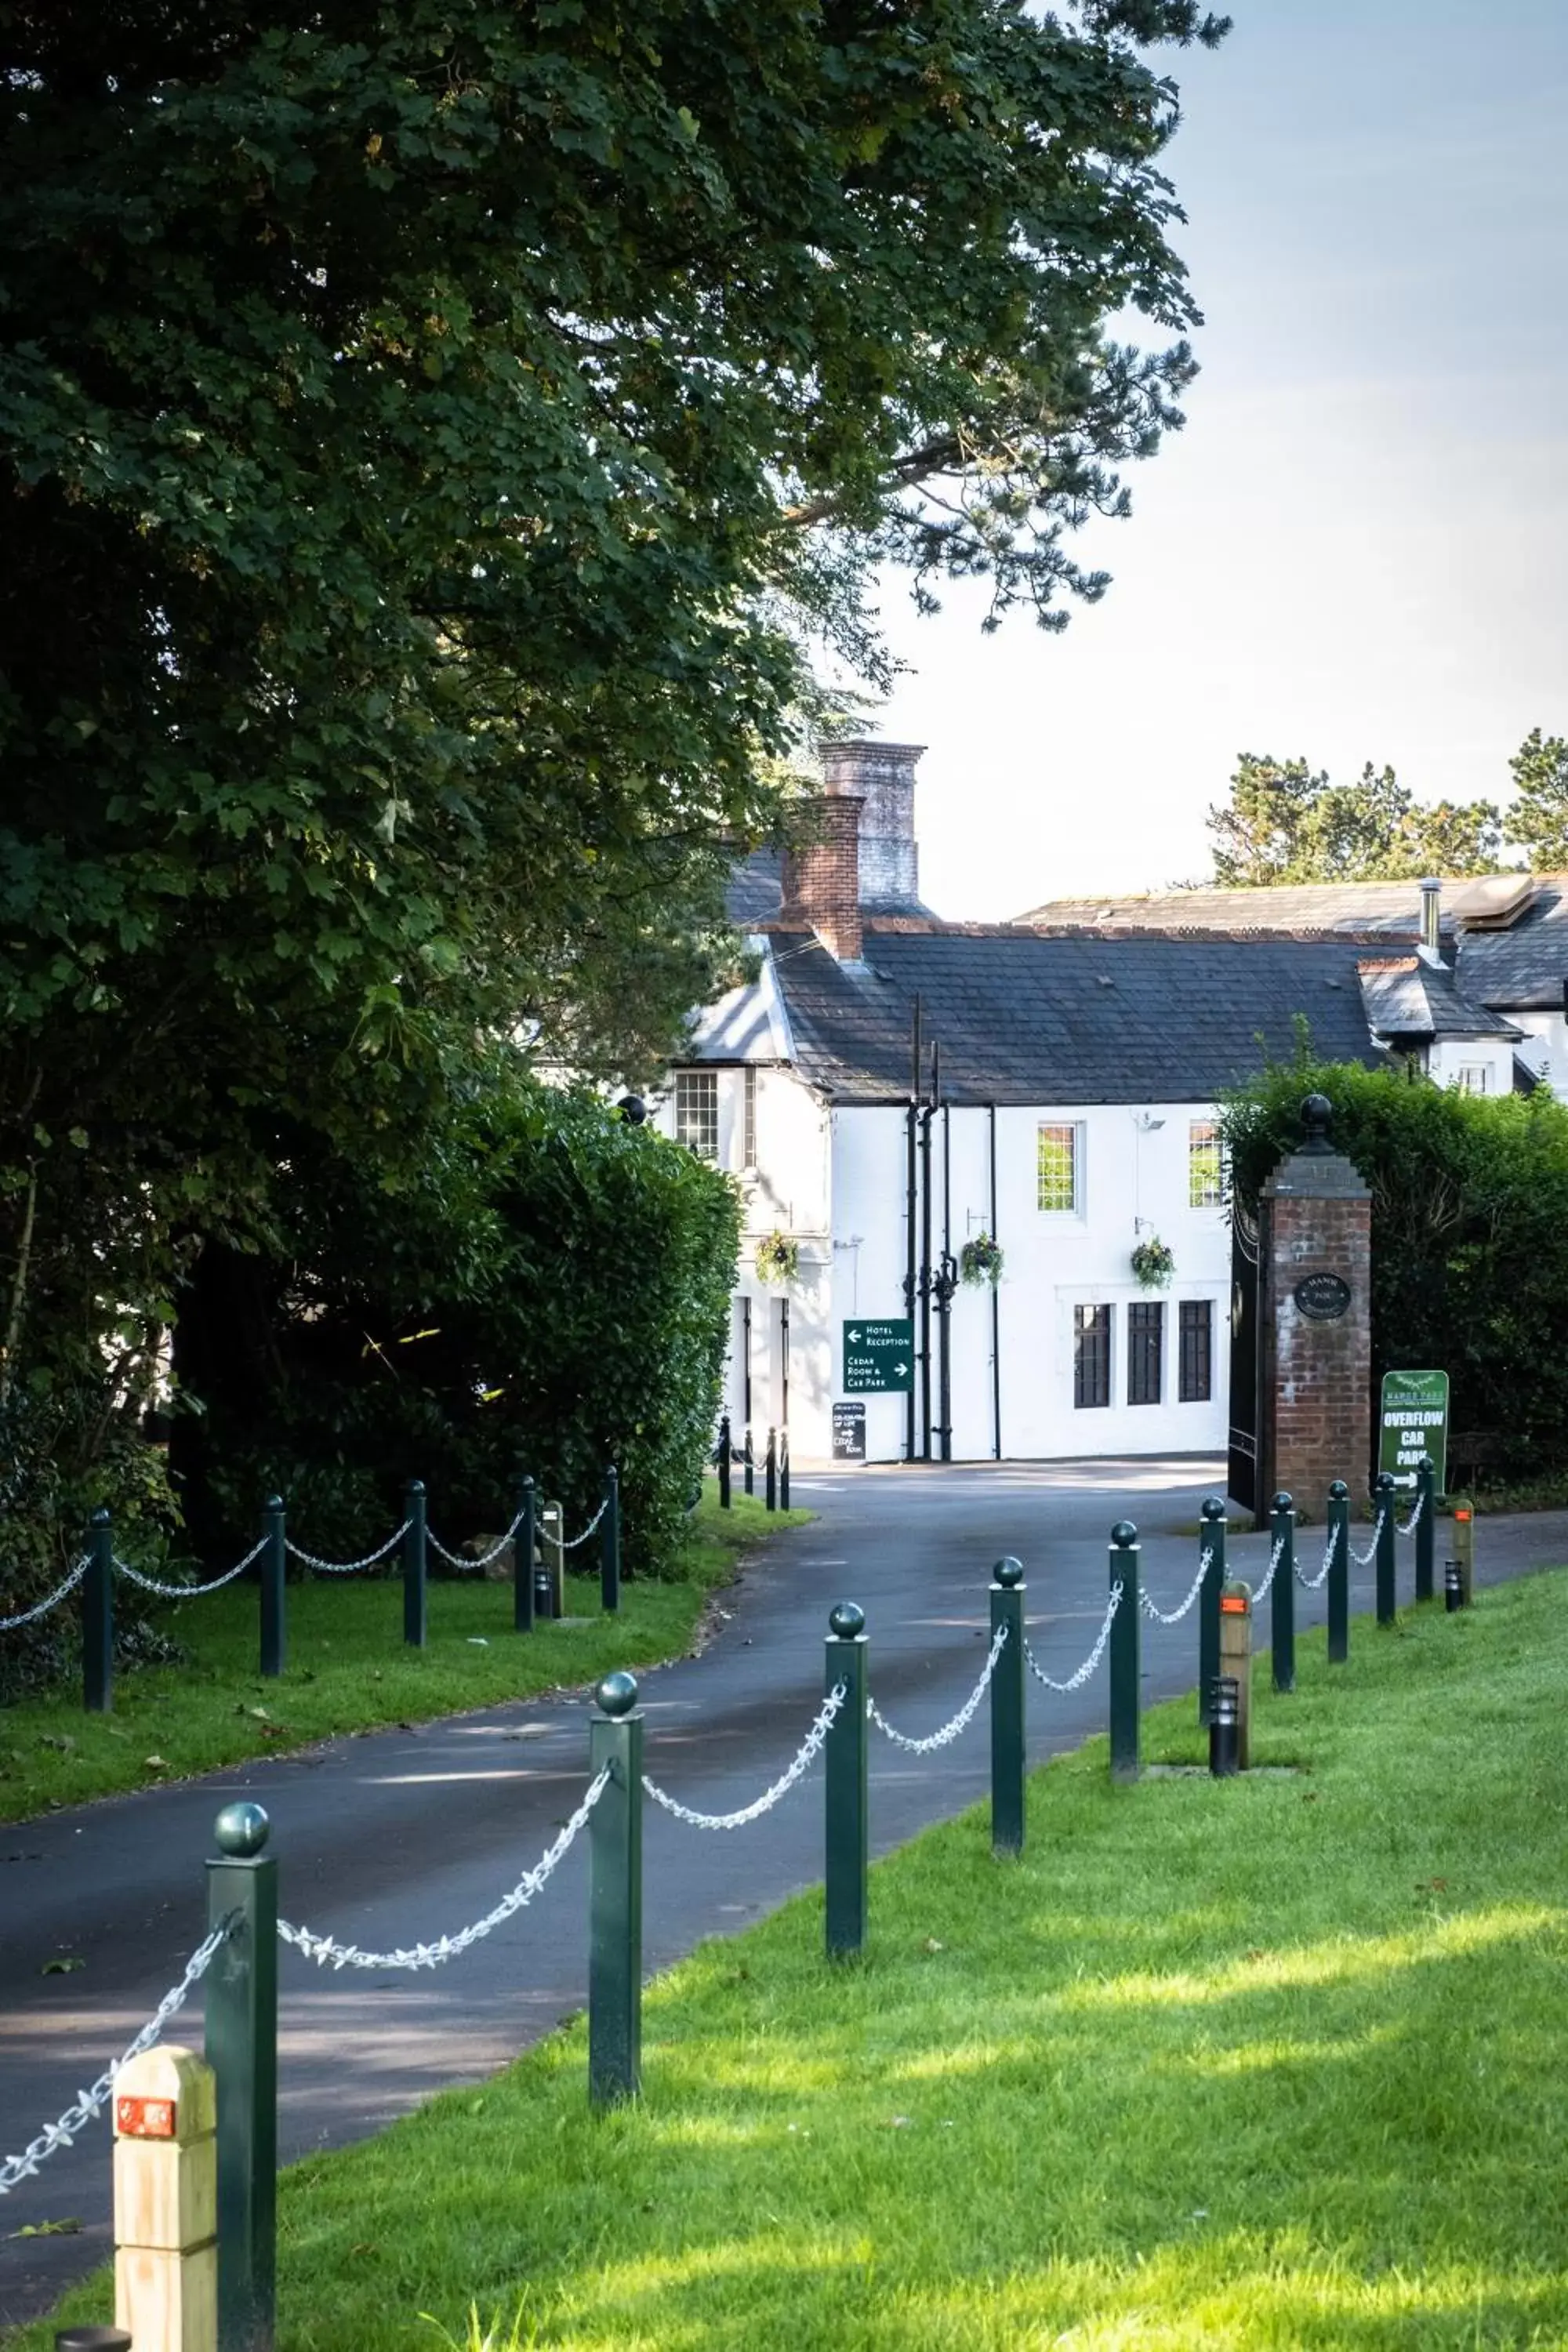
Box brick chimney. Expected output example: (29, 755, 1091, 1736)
(781, 795, 864, 963)
(821, 739, 924, 913)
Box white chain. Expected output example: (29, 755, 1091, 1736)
(642, 1683, 847, 1830)
(867, 1624, 1008, 1754)
(0, 1918, 232, 2196)
(1349, 1512, 1386, 1568)
(1140, 1546, 1214, 1625)
(559, 1497, 611, 1551)
(1296, 1520, 1339, 1591)
(1250, 1531, 1287, 1608)
(0, 1554, 89, 1631)
(278, 1769, 609, 1969)
(1024, 1582, 1122, 1693)
(113, 1534, 268, 1599)
(426, 1505, 528, 1572)
(1396, 1490, 1425, 1538)
(285, 1519, 411, 1575)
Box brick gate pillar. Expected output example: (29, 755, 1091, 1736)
(1258, 1093, 1372, 1515)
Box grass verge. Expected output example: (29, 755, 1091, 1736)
(13, 1570, 1568, 2350)
(0, 1493, 809, 1825)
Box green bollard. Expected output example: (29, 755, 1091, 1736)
(1108, 1521, 1142, 1783)
(206, 1801, 278, 2352)
(1270, 1490, 1295, 1695)
(765, 1427, 778, 1512)
(83, 1506, 114, 1715)
(1198, 1496, 1227, 1728)
(1327, 1479, 1350, 1664)
(1414, 1454, 1436, 1603)
(989, 1559, 1026, 1857)
(588, 1671, 643, 2107)
(824, 1602, 869, 1958)
(779, 1427, 791, 1512)
(260, 1497, 286, 1680)
(600, 1465, 621, 1614)
(513, 1472, 536, 1634)
(1374, 1469, 1397, 1626)
(717, 1417, 731, 1510)
(403, 1479, 427, 1647)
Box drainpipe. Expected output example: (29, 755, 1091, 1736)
(904, 995, 921, 1464)
(919, 1042, 935, 1461)
(989, 1105, 1002, 1461)
(936, 1083, 955, 1462)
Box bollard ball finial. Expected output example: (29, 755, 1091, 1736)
(1300, 1092, 1334, 1152)
(1417, 1452, 1434, 1472)
(1111, 1520, 1138, 1548)
(265, 1493, 284, 1512)
(595, 1670, 638, 1718)
(1374, 1469, 1396, 1493)
(992, 1557, 1024, 1589)
(1328, 1479, 1350, 1500)
(1201, 1495, 1227, 1523)
(1272, 1490, 1294, 1513)
(829, 1601, 866, 1639)
(213, 1801, 270, 1858)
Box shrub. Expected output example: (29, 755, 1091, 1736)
(1221, 1056, 1568, 1483)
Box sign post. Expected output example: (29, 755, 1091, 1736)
(841, 1319, 914, 1396)
(1378, 1370, 1450, 1494)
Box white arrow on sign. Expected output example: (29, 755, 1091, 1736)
(893, 1362, 909, 1375)
(848, 1328, 862, 1343)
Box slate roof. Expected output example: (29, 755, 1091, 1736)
(753, 926, 1392, 1105)
(725, 847, 785, 926)
(1355, 957, 1523, 1042)
(1014, 877, 1568, 1013)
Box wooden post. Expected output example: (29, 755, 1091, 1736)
(114, 2045, 218, 2352)
(540, 1501, 564, 1617)
(1218, 1579, 1253, 1770)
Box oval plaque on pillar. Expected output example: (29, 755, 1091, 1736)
(1294, 1271, 1352, 1322)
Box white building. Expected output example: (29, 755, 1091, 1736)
(655, 746, 1563, 1466)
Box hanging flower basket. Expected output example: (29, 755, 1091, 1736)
(754, 1230, 799, 1287)
(1131, 1235, 1175, 1290)
(959, 1232, 1005, 1288)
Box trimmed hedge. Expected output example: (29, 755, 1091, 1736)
(1222, 1056, 1568, 1483)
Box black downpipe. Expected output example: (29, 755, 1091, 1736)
(989, 1103, 1002, 1461)
(919, 1050, 935, 1461)
(903, 995, 921, 1464)
(936, 1090, 956, 1461)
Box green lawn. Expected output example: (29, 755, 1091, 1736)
(13, 1571, 1568, 2351)
(0, 1493, 808, 1824)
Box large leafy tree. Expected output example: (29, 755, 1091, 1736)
(0, 0, 1226, 1534)
(1207, 754, 1506, 886)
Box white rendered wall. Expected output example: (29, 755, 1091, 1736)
(1500, 1011, 1568, 1099)
(1426, 1037, 1519, 1097)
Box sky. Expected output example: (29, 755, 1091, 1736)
(874, 0, 1568, 918)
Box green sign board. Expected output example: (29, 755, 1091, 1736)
(1378, 1369, 1450, 1493)
(842, 1319, 914, 1395)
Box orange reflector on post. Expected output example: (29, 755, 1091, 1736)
(1455, 1509, 1472, 1523)
(1219, 1595, 1248, 1615)
(115, 2094, 176, 2140)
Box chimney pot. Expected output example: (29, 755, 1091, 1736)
(1419, 877, 1442, 960)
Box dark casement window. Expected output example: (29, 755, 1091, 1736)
(1073, 1305, 1111, 1409)
(1127, 1301, 1163, 1406)
(1178, 1299, 1213, 1402)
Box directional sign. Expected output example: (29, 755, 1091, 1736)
(1378, 1368, 1450, 1494)
(842, 1318, 914, 1395)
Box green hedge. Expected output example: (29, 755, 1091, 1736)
(170, 1080, 741, 1576)
(1222, 1057, 1568, 1483)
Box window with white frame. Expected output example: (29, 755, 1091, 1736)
(1188, 1120, 1224, 1207)
(673, 1069, 719, 1159)
(1456, 1064, 1490, 1095)
(1037, 1123, 1082, 1213)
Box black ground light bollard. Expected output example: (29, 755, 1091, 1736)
(1414, 1453, 1436, 1603)
(600, 1465, 621, 1614)
(1209, 1676, 1240, 1778)
(260, 1495, 286, 1679)
(403, 1479, 427, 1648)
(1445, 1559, 1464, 1612)
(83, 1504, 114, 1715)
(1270, 1491, 1295, 1695)
(514, 1472, 535, 1634)
(824, 1602, 869, 1958)
(1327, 1479, 1350, 1664)
(744, 1425, 754, 1497)
(1108, 1521, 1141, 1784)
(1454, 1501, 1475, 1606)
(717, 1416, 731, 1510)
(207, 1801, 278, 2352)
(1374, 1469, 1397, 1627)
(588, 1671, 643, 2108)
(779, 1427, 791, 1512)
(765, 1426, 778, 1512)
(989, 1559, 1026, 1857)
(1198, 1496, 1227, 1728)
